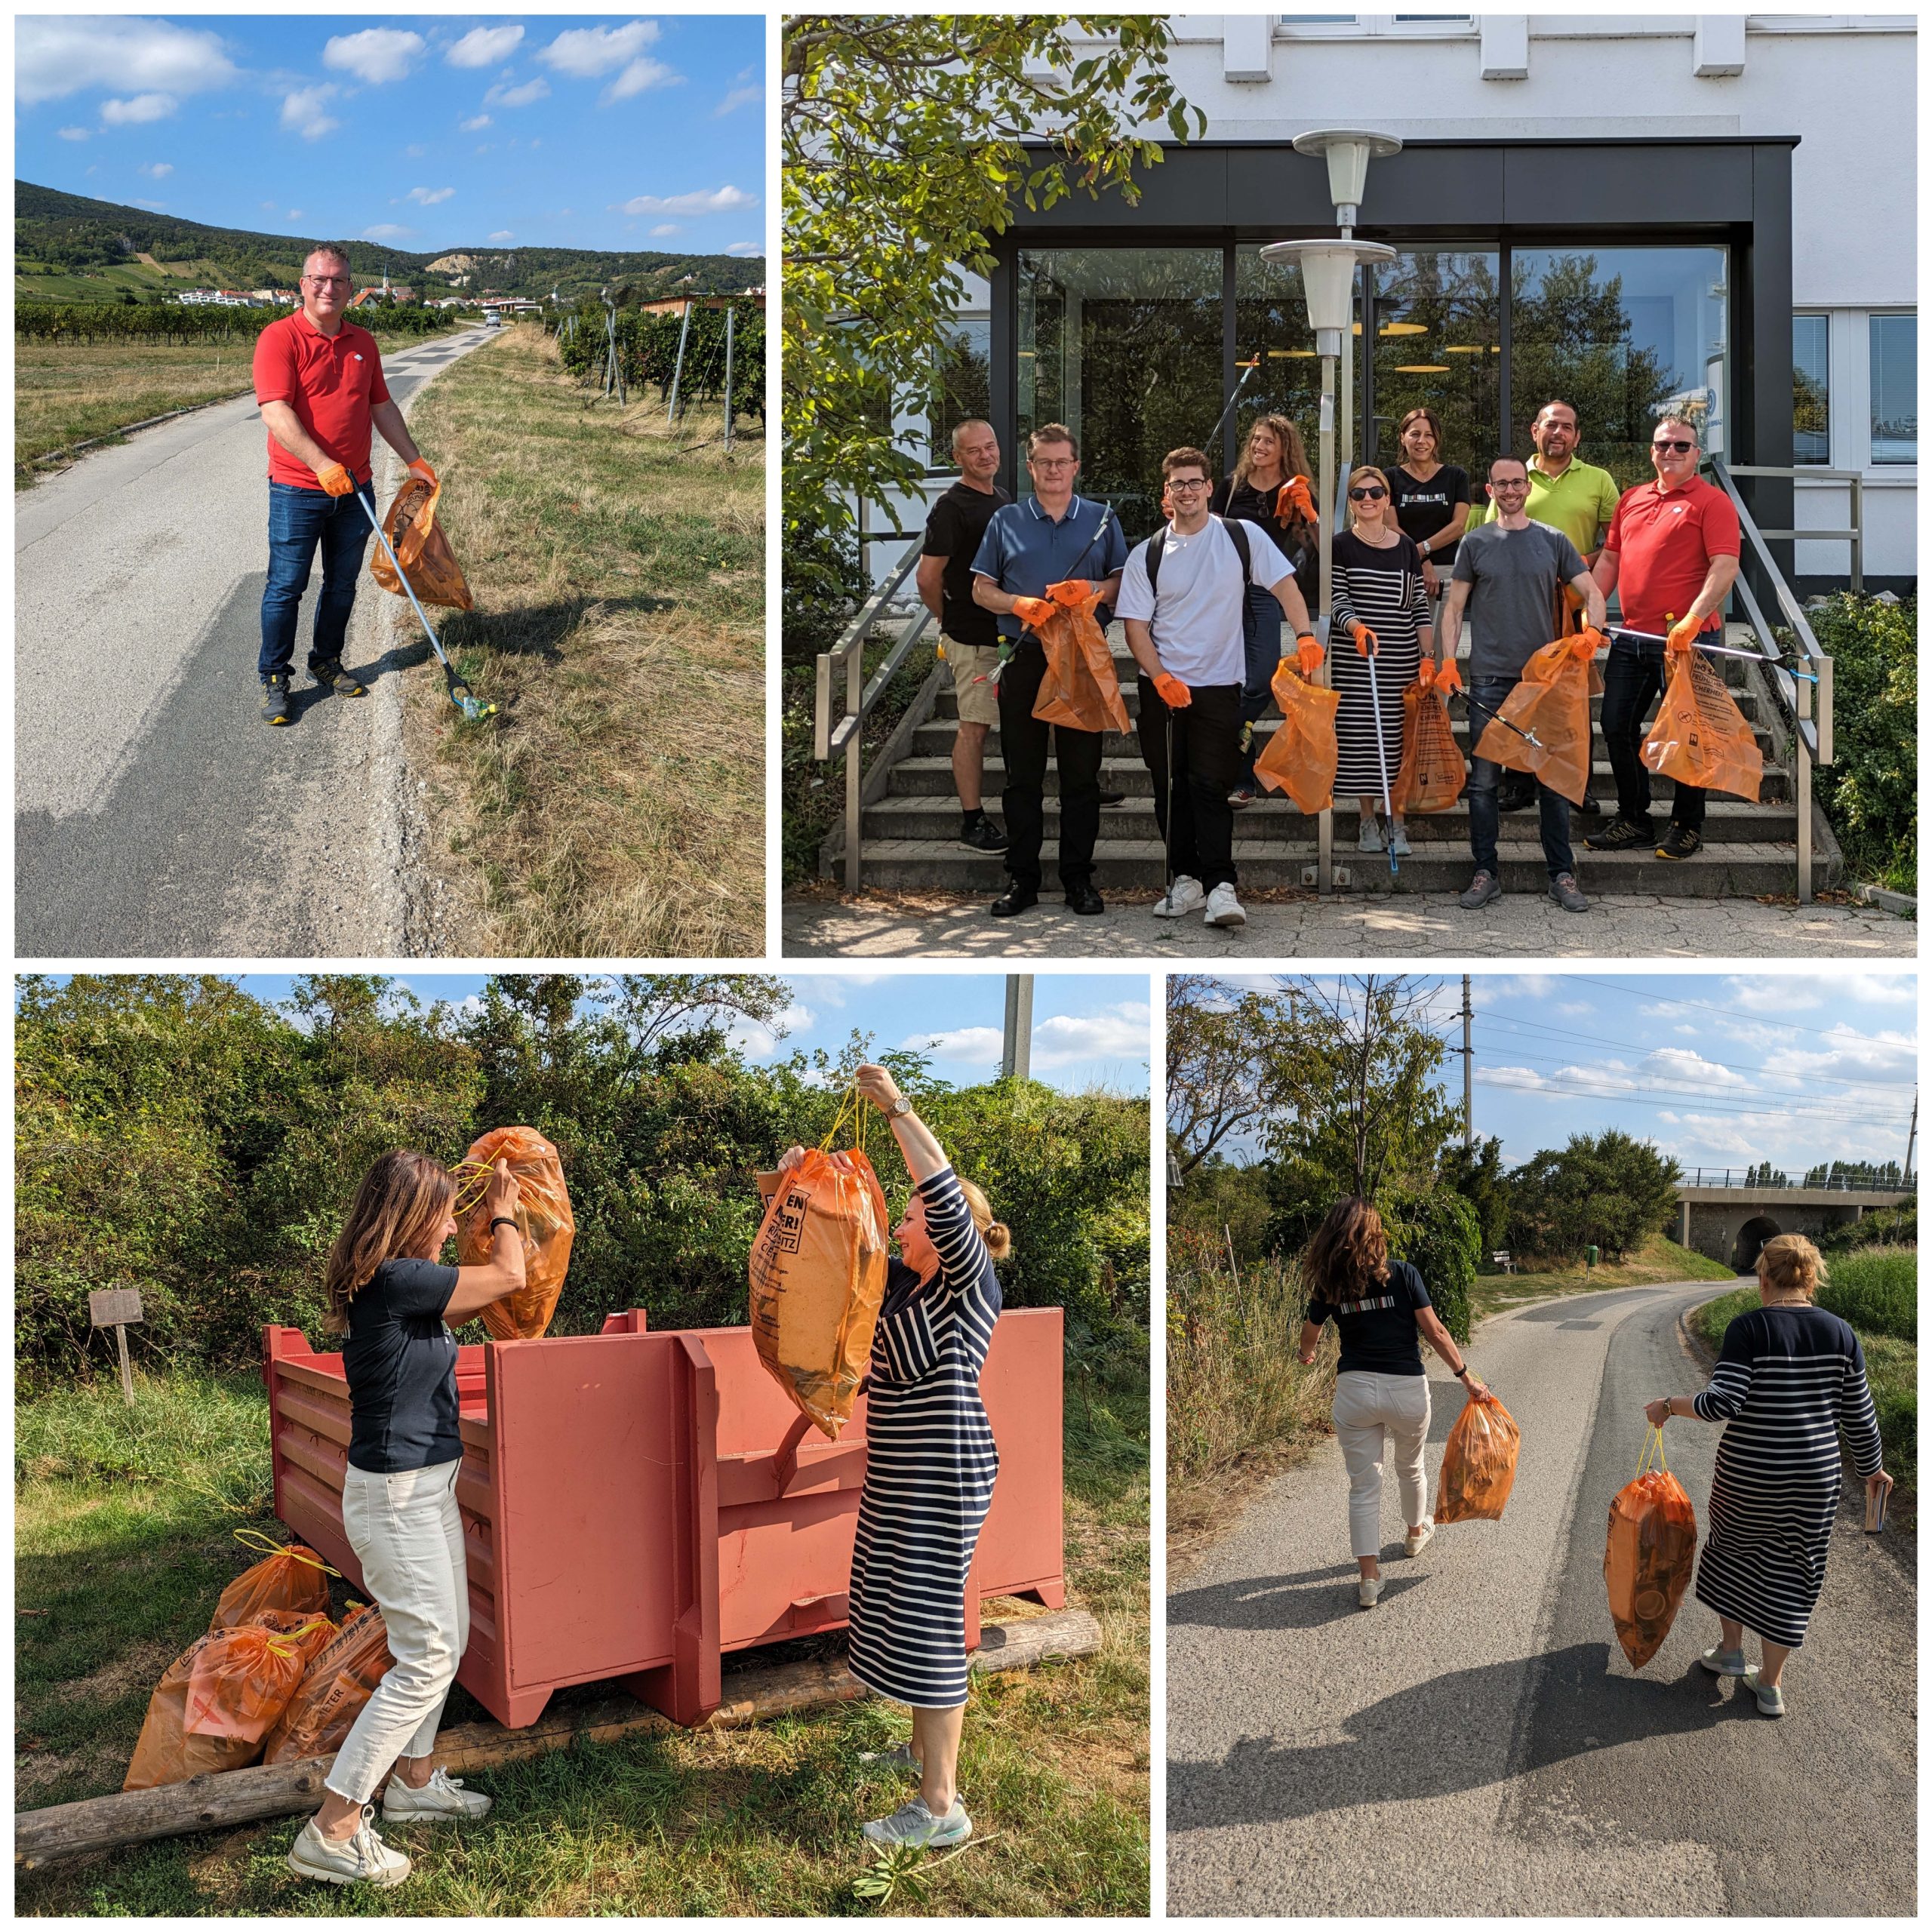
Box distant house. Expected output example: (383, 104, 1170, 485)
(636, 293, 766, 318)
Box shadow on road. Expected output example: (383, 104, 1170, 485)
(1171, 1567, 1430, 1631)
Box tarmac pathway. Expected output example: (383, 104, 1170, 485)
(1167, 1281, 1916, 1915)
(16, 326, 491, 958)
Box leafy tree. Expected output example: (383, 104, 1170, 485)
(1804, 1157, 1905, 1188)
(1165, 974, 1318, 1179)
(1440, 1135, 1512, 1257)
(1168, 1155, 1275, 1272)
(1382, 1187, 1478, 1346)
(1742, 1159, 1791, 1188)
(1507, 1129, 1681, 1262)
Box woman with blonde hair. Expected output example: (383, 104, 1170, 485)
(286, 1150, 525, 1890)
(775, 1063, 1009, 1850)
(1645, 1233, 1890, 1716)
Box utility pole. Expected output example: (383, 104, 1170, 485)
(1000, 974, 1034, 1082)
(1906, 1091, 1918, 1185)
(1461, 973, 1473, 1149)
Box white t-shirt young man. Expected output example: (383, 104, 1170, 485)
(1115, 518, 1294, 685)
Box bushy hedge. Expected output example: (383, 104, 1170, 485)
(16, 300, 461, 346)
(1823, 1201, 1916, 1253)
(555, 300, 764, 421)
(1383, 1186, 1478, 1346)
(1820, 1246, 1916, 1343)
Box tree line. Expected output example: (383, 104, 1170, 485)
(16, 300, 463, 346)
(552, 297, 764, 420)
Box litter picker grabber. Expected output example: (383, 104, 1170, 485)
(1607, 623, 1818, 680)
(1357, 632, 1399, 881)
(354, 485, 497, 721)
(1457, 686, 1544, 752)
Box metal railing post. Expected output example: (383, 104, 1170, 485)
(844, 633, 865, 892)
(1848, 473, 1863, 592)
(722, 306, 736, 455)
(1795, 669, 1814, 905)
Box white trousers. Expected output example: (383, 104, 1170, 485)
(1332, 1371, 1432, 1561)
(325, 1458, 469, 1804)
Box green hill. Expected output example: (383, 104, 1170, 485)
(15, 180, 763, 306)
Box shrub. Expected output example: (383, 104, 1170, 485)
(1819, 1245, 1916, 1342)
(1382, 1186, 1478, 1346)
(1822, 1201, 1915, 1253)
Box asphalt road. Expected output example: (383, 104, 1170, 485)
(1168, 1282, 1917, 1916)
(16, 328, 491, 958)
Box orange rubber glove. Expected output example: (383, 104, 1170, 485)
(1415, 660, 1435, 691)
(1046, 578, 1093, 605)
(1011, 595, 1054, 629)
(1434, 657, 1464, 697)
(1666, 611, 1703, 656)
(1295, 635, 1323, 679)
(1153, 672, 1192, 710)
(1274, 476, 1317, 525)
(315, 463, 355, 498)
(1569, 625, 1606, 661)
(1350, 621, 1378, 657)
(407, 457, 438, 490)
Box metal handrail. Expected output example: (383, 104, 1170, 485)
(1718, 463, 1863, 592)
(813, 532, 935, 891)
(1680, 1165, 1910, 1193)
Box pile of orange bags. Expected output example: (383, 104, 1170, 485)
(456, 1125, 576, 1341)
(369, 472, 473, 611)
(1392, 681, 1466, 814)
(1435, 1391, 1522, 1523)
(1641, 647, 1764, 802)
(210, 1534, 331, 1631)
(1604, 1426, 1699, 1669)
(1026, 580, 1131, 737)
(264, 1602, 395, 1766)
(1254, 660, 1341, 814)
(1472, 636, 1594, 807)
(748, 1136, 890, 1439)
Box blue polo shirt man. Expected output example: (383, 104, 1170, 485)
(970, 423, 1128, 918)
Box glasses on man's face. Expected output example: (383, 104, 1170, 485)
(304, 275, 351, 288)
(1029, 456, 1075, 472)
(1651, 438, 1695, 454)
(1349, 485, 1387, 503)
(1168, 477, 1209, 494)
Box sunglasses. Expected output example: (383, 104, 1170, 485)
(1349, 485, 1387, 502)
(1651, 438, 1696, 454)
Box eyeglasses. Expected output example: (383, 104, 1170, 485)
(1348, 485, 1387, 502)
(1168, 477, 1209, 493)
(1651, 438, 1696, 454)
(1489, 478, 1529, 491)
(1029, 456, 1076, 472)
(303, 275, 351, 288)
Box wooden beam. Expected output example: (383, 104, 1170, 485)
(16, 1610, 1101, 1869)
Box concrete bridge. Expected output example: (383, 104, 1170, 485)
(1678, 1177, 1912, 1271)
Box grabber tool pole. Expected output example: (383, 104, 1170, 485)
(1607, 623, 1817, 678)
(1360, 636, 1398, 881)
(354, 483, 497, 721)
(1458, 687, 1544, 752)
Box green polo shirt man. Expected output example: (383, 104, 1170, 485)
(1469, 400, 1621, 559)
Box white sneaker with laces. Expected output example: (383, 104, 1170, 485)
(862, 1795, 973, 1848)
(288, 1807, 412, 1888)
(1358, 1575, 1383, 1609)
(1404, 1520, 1435, 1558)
(1154, 875, 1205, 918)
(383, 1767, 493, 1823)
(1358, 818, 1386, 853)
(1203, 881, 1246, 928)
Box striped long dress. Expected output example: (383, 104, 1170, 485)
(1691, 1303, 1883, 1648)
(1329, 528, 1430, 798)
(846, 1166, 1002, 1709)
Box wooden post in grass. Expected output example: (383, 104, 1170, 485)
(88, 1288, 143, 1407)
(723, 304, 736, 454)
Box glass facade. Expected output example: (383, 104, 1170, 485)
(1792, 313, 1829, 464)
(1869, 313, 1915, 464)
(930, 272, 991, 466)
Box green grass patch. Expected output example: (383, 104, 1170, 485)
(1820, 1244, 1915, 1341)
(1471, 1232, 1737, 1321)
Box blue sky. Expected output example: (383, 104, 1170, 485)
(16, 15, 765, 260)
(1202, 972, 1918, 1179)
(226, 973, 1152, 1097)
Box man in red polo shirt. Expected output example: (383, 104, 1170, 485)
(1585, 413, 1741, 861)
(251, 243, 436, 726)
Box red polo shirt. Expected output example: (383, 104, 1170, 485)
(1602, 474, 1740, 636)
(252, 309, 391, 490)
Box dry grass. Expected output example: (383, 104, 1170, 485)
(396, 325, 764, 957)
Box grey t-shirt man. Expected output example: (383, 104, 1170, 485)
(1451, 520, 1586, 681)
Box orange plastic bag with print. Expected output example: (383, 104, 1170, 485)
(1641, 648, 1764, 802)
(1028, 580, 1131, 737)
(455, 1125, 576, 1342)
(1435, 1391, 1521, 1524)
(210, 1531, 334, 1632)
(1391, 681, 1466, 815)
(368, 472, 474, 611)
(1254, 660, 1341, 815)
(263, 1602, 395, 1766)
(747, 1093, 891, 1440)
(1604, 1426, 1699, 1669)
(1472, 637, 1592, 808)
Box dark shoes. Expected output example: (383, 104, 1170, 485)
(260, 673, 292, 725)
(1656, 823, 1704, 861)
(990, 886, 1038, 918)
(1097, 789, 1127, 808)
(1573, 789, 1604, 817)
(1497, 781, 1537, 812)
(312, 657, 365, 697)
(1586, 817, 1653, 852)
(958, 815, 1008, 853)
(1064, 883, 1106, 915)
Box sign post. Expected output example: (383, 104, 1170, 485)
(88, 1287, 144, 1407)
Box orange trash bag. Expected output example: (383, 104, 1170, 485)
(1028, 580, 1131, 737)
(263, 1602, 395, 1766)
(210, 1529, 334, 1631)
(1604, 1425, 1699, 1670)
(455, 1125, 576, 1341)
(747, 1093, 891, 1440)
(1435, 1390, 1522, 1524)
(1254, 660, 1341, 815)
(368, 472, 474, 611)
(1391, 681, 1466, 815)
(124, 1610, 334, 1790)
(1471, 636, 1593, 808)
(1641, 647, 1764, 803)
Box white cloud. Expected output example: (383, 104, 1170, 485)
(325, 28, 425, 86)
(17, 17, 237, 106)
(724, 242, 763, 258)
(728, 1002, 813, 1061)
(605, 58, 682, 104)
(649, 223, 683, 238)
(485, 76, 551, 108)
(446, 25, 525, 69)
(488, 229, 515, 243)
(362, 223, 416, 242)
(619, 184, 758, 217)
(58, 126, 88, 141)
(281, 85, 340, 141)
(715, 85, 761, 117)
(1029, 1007, 1152, 1070)
(407, 186, 455, 206)
(130, 198, 167, 211)
(137, 160, 173, 179)
(538, 21, 660, 77)
(460, 113, 492, 131)
(286, 210, 303, 221)
(101, 93, 177, 125)
(912, 1026, 1004, 1068)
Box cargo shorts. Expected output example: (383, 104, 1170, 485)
(943, 637, 1004, 728)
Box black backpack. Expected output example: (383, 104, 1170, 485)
(1142, 515, 1257, 651)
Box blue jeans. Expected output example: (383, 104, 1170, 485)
(1238, 584, 1281, 783)
(1467, 674, 1574, 881)
(260, 480, 374, 681)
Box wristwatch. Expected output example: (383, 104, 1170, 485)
(888, 1097, 914, 1120)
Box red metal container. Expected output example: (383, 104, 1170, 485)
(263, 1308, 1064, 1730)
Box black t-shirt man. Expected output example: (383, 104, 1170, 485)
(343, 1256, 463, 1472)
(1304, 1260, 1432, 1376)
(921, 478, 1012, 648)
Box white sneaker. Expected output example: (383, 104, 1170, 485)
(1389, 826, 1413, 857)
(862, 1795, 974, 1848)
(288, 1807, 412, 1888)
(1358, 1576, 1383, 1609)
(1358, 818, 1386, 853)
(1154, 875, 1205, 918)
(1404, 1520, 1435, 1558)
(1203, 881, 1246, 928)
(383, 1766, 493, 1823)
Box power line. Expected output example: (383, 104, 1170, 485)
(1472, 1034, 1921, 1106)
(1564, 975, 1918, 1044)
(1474, 1072, 1912, 1128)
(1472, 1012, 1919, 1089)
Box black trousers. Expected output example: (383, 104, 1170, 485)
(1601, 642, 1706, 831)
(1137, 676, 1243, 891)
(997, 637, 1105, 893)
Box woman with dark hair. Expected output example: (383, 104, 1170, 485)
(286, 1150, 525, 1890)
(1296, 1197, 1485, 1607)
(775, 1063, 1010, 1850)
(1386, 406, 1470, 603)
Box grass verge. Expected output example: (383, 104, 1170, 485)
(1471, 1232, 1737, 1321)
(17, 1348, 1146, 1917)
(395, 324, 764, 957)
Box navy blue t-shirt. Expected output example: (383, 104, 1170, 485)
(1305, 1259, 1431, 1377)
(343, 1257, 462, 1472)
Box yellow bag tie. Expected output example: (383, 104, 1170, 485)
(450, 1158, 496, 1216)
(233, 1528, 341, 1578)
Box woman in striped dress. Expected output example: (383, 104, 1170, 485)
(1645, 1235, 1889, 1717)
(1330, 465, 1434, 856)
(782, 1062, 1007, 1848)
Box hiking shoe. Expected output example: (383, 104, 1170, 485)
(260, 674, 293, 726)
(958, 816, 1008, 853)
(312, 657, 365, 697)
(1228, 783, 1257, 809)
(1404, 1521, 1435, 1559)
(1656, 823, 1704, 861)
(1586, 817, 1653, 852)
(1742, 1666, 1786, 1717)
(1358, 1576, 1383, 1610)
(288, 1808, 411, 1888)
(1549, 872, 1589, 913)
(1358, 818, 1386, 853)
(858, 1741, 921, 1774)
(1459, 870, 1501, 909)
(1699, 1646, 1748, 1678)
(1154, 876, 1206, 918)
(382, 1767, 492, 1824)
(862, 1796, 973, 1849)
(1389, 825, 1413, 857)
(1204, 882, 1246, 928)
(1574, 789, 1604, 817)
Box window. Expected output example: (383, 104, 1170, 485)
(1792, 313, 1829, 464)
(1869, 313, 1915, 464)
